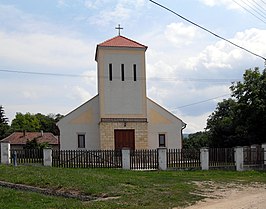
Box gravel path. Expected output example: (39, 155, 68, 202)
(175, 182, 266, 209)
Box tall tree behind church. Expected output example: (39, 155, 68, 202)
(0, 105, 10, 139)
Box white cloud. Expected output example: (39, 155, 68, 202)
(188, 28, 266, 71)
(199, 0, 241, 10)
(181, 112, 211, 133)
(57, 0, 69, 8)
(89, 3, 131, 26)
(87, 0, 147, 26)
(0, 32, 94, 70)
(84, 0, 109, 9)
(73, 86, 92, 102)
(165, 22, 200, 46)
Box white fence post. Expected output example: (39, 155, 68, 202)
(262, 143, 266, 166)
(200, 147, 209, 170)
(122, 148, 130, 170)
(43, 148, 52, 166)
(235, 146, 244, 171)
(1, 142, 11, 165)
(158, 147, 167, 170)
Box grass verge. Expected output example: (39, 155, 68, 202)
(0, 165, 265, 208)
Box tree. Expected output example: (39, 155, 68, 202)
(35, 113, 63, 136)
(206, 98, 240, 147)
(25, 138, 49, 149)
(10, 112, 63, 136)
(206, 67, 266, 147)
(230, 67, 266, 145)
(0, 105, 10, 139)
(182, 132, 210, 149)
(11, 112, 41, 132)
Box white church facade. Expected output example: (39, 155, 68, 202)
(57, 35, 186, 150)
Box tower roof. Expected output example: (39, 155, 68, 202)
(95, 35, 147, 60)
(98, 35, 147, 49)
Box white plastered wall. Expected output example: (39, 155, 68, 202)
(147, 98, 184, 149)
(57, 95, 100, 150)
(97, 47, 147, 118)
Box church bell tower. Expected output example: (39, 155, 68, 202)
(95, 28, 148, 150)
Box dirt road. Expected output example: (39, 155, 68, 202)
(176, 182, 266, 209)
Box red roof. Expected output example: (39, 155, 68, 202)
(1, 132, 58, 145)
(95, 35, 147, 61)
(98, 35, 147, 49)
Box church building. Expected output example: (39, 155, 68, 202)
(57, 32, 186, 150)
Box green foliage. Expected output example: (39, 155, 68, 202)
(11, 113, 41, 132)
(0, 105, 8, 124)
(10, 112, 63, 136)
(0, 105, 10, 140)
(206, 67, 266, 147)
(35, 113, 63, 136)
(25, 138, 50, 149)
(183, 132, 210, 149)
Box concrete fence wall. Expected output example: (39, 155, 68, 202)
(1, 142, 265, 171)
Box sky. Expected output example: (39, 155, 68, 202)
(0, 0, 266, 133)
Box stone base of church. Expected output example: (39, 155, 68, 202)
(99, 121, 148, 150)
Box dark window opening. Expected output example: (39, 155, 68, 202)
(78, 134, 85, 148)
(121, 64, 124, 81)
(133, 64, 137, 81)
(159, 134, 166, 147)
(109, 63, 112, 81)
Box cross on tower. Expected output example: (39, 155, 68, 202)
(115, 24, 123, 36)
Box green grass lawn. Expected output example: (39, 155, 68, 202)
(0, 165, 265, 209)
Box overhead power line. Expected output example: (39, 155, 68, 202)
(248, 0, 266, 17)
(149, 0, 266, 62)
(233, 0, 266, 24)
(261, 0, 266, 5)
(171, 94, 230, 110)
(0, 69, 240, 83)
(0, 69, 88, 78)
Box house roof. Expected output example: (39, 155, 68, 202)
(95, 35, 147, 60)
(0, 132, 58, 145)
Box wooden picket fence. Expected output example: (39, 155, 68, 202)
(10, 149, 43, 164)
(209, 148, 235, 168)
(130, 149, 158, 169)
(243, 147, 264, 166)
(167, 149, 201, 169)
(52, 150, 122, 168)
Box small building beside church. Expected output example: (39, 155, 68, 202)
(1, 131, 59, 150)
(57, 34, 186, 150)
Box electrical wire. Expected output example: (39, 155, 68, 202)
(240, 0, 266, 20)
(0, 69, 240, 83)
(232, 0, 266, 24)
(0, 69, 88, 78)
(171, 94, 230, 110)
(249, 0, 266, 14)
(261, 0, 266, 5)
(149, 0, 266, 62)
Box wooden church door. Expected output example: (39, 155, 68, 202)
(114, 130, 135, 150)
